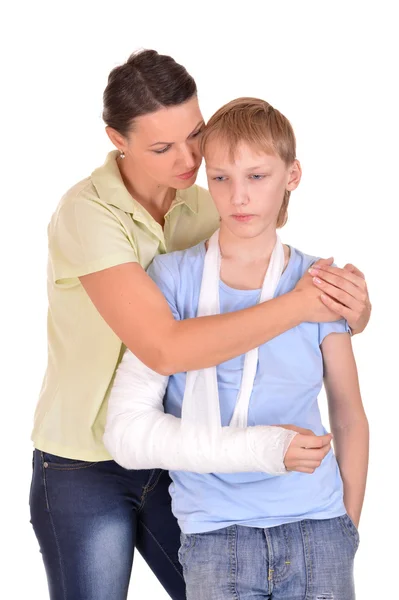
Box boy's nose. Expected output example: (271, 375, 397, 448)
(230, 185, 249, 207)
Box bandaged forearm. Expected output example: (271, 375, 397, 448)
(104, 349, 297, 475)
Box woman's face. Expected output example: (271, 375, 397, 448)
(111, 96, 205, 189)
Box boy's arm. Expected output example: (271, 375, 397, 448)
(103, 348, 333, 475)
(322, 332, 369, 527)
(103, 347, 296, 474)
(103, 255, 333, 475)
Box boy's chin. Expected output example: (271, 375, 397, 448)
(221, 220, 277, 239)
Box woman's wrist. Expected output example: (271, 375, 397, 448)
(283, 290, 308, 325)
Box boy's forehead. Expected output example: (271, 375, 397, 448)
(205, 139, 278, 168)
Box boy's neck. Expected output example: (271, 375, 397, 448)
(218, 224, 278, 264)
(217, 224, 289, 291)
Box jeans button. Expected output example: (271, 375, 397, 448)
(43, 462, 49, 468)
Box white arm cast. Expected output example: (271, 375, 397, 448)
(103, 349, 297, 475)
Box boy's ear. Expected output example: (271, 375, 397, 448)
(286, 159, 302, 191)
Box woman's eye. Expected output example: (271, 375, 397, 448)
(153, 145, 171, 154)
(191, 128, 204, 138)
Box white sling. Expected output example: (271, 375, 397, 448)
(182, 229, 285, 430)
(104, 230, 296, 474)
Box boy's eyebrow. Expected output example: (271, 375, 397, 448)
(206, 164, 270, 171)
(149, 120, 205, 147)
(246, 164, 270, 170)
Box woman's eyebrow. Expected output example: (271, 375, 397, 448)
(149, 120, 205, 147)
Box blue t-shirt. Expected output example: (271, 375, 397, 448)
(147, 242, 350, 534)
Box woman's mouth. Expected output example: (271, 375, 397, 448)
(176, 168, 197, 180)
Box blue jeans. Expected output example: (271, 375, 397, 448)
(30, 450, 185, 599)
(179, 517, 359, 599)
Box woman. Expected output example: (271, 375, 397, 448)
(30, 49, 371, 600)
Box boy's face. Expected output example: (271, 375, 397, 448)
(205, 140, 301, 238)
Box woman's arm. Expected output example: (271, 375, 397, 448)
(103, 348, 333, 474)
(322, 333, 369, 527)
(80, 259, 338, 375)
(54, 194, 371, 374)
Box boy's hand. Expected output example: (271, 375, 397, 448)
(283, 430, 333, 474)
(308, 262, 371, 335)
(278, 424, 315, 436)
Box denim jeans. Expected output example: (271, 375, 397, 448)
(30, 450, 185, 600)
(179, 517, 359, 599)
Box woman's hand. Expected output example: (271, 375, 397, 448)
(308, 262, 371, 335)
(293, 258, 341, 323)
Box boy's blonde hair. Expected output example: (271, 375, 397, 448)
(201, 98, 297, 228)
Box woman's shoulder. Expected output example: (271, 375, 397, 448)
(50, 175, 104, 226)
(178, 184, 219, 220)
(53, 151, 131, 220)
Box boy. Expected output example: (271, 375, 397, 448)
(106, 98, 369, 599)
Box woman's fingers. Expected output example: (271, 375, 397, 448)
(313, 278, 364, 311)
(343, 263, 365, 279)
(310, 264, 367, 292)
(307, 263, 371, 333)
(319, 294, 352, 320)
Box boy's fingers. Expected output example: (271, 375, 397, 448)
(299, 433, 332, 449)
(296, 460, 323, 469)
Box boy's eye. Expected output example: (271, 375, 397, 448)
(250, 174, 264, 180)
(213, 176, 227, 182)
(153, 145, 171, 154)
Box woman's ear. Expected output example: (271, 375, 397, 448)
(105, 126, 127, 154)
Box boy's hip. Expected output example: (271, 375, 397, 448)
(179, 517, 359, 600)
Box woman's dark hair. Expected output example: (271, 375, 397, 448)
(103, 49, 197, 136)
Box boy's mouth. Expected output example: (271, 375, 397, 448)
(231, 214, 255, 223)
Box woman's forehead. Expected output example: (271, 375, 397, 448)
(132, 97, 203, 144)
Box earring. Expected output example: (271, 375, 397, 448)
(119, 150, 125, 159)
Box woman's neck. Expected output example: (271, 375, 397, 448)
(117, 156, 176, 225)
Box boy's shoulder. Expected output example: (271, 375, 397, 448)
(149, 241, 206, 279)
(290, 246, 320, 276)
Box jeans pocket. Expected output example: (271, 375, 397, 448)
(178, 533, 197, 569)
(41, 451, 98, 470)
(339, 513, 360, 552)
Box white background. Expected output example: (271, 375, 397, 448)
(2, 1, 398, 598)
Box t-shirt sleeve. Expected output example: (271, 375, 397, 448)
(146, 257, 181, 321)
(49, 197, 138, 284)
(318, 319, 352, 345)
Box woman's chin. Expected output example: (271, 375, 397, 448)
(172, 170, 198, 189)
